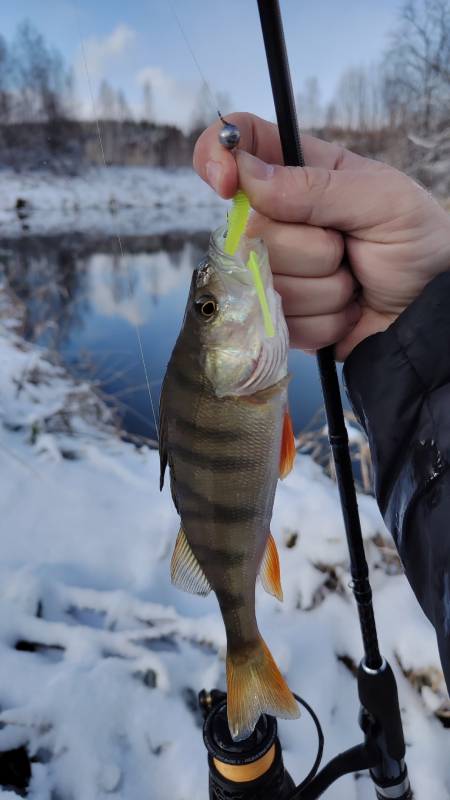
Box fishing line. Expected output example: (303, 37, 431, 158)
(167, 0, 224, 120)
(79, 40, 159, 440)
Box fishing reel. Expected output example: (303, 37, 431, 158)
(199, 689, 296, 800)
(199, 690, 295, 800)
(199, 657, 412, 800)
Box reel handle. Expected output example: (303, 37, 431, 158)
(358, 659, 412, 800)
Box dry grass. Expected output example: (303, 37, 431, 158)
(297, 408, 374, 494)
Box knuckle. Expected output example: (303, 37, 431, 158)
(334, 268, 355, 306)
(323, 229, 344, 273)
(303, 166, 333, 195)
(284, 165, 302, 191)
(301, 166, 316, 193)
(297, 167, 334, 224)
(333, 145, 347, 171)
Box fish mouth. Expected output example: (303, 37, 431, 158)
(195, 259, 213, 290)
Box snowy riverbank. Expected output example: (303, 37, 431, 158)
(0, 167, 227, 238)
(0, 289, 449, 799)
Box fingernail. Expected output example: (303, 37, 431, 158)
(236, 150, 275, 180)
(206, 160, 223, 193)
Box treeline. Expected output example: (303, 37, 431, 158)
(1, 1, 449, 135)
(297, 0, 450, 136)
(0, 120, 198, 171)
(0, 19, 214, 131)
(0, 21, 74, 124)
(0, 1, 448, 187)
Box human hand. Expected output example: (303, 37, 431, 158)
(194, 113, 450, 360)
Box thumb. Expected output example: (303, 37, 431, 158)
(236, 150, 408, 234)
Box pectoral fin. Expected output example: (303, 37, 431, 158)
(260, 533, 283, 602)
(279, 409, 296, 479)
(171, 527, 211, 596)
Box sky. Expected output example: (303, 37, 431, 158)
(0, 0, 403, 130)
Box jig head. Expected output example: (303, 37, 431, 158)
(218, 115, 241, 150)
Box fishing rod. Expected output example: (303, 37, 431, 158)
(199, 2, 413, 798)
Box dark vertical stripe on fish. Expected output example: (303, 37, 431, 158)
(169, 443, 257, 472)
(189, 543, 247, 566)
(174, 416, 243, 442)
(181, 505, 257, 524)
(170, 363, 206, 394)
(218, 591, 246, 612)
(173, 480, 258, 523)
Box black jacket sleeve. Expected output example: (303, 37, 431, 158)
(343, 272, 450, 689)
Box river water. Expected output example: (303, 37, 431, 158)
(0, 226, 348, 441)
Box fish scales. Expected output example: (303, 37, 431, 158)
(165, 356, 286, 647)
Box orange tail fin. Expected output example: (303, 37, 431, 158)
(226, 635, 299, 741)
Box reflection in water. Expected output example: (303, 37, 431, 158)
(88, 248, 197, 326)
(0, 238, 89, 349)
(0, 230, 347, 440)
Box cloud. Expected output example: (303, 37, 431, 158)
(75, 24, 136, 118)
(78, 24, 136, 80)
(136, 66, 199, 131)
(90, 252, 192, 326)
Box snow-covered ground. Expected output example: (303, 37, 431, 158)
(0, 167, 226, 238)
(0, 287, 449, 800)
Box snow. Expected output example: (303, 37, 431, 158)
(0, 167, 226, 238)
(0, 291, 449, 799)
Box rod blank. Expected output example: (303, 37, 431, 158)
(256, 0, 382, 669)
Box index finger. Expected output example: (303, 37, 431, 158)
(193, 111, 376, 199)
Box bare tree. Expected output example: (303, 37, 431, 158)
(355, 68, 370, 130)
(116, 89, 132, 121)
(334, 69, 354, 129)
(296, 77, 322, 129)
(11, 21, 72, 122)
(324, 101, 337, 129)
(142, 80, 152, 122)
(0, 34, 11, 122)
(190, 83, 216, 132)
(334, 67, 369, 130)
(367, 65, 385, 130)
(97, 79, 117, 120)
(383, 0, 450, 133)
(380, 67, 410, 130)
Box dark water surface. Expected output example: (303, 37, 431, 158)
(0, 229, 348, 440)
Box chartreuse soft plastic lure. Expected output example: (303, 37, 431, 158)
(224, 190, 251, 256)
(224, 190, 275, 338)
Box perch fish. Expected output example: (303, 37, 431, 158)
(159, 200, 299, 741)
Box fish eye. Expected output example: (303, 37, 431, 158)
(194, 295, 218, 319)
